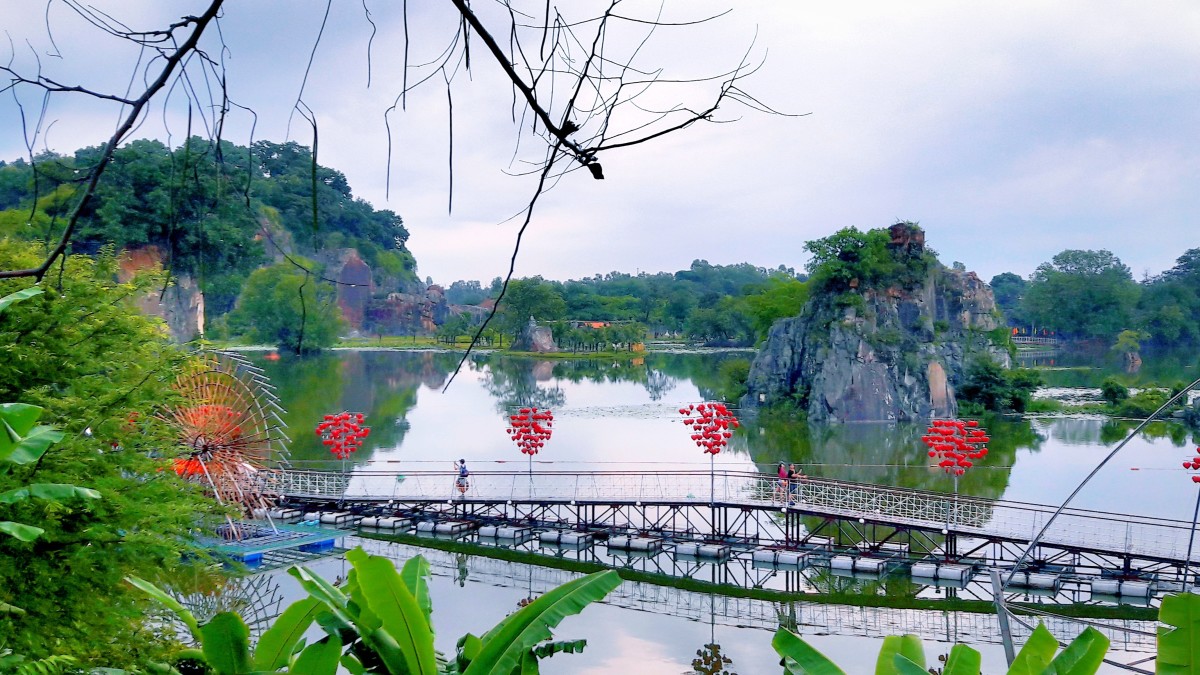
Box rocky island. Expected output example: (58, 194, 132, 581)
(742, 223, 1009, 422)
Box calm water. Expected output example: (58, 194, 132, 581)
(247, 349, 1200, 673)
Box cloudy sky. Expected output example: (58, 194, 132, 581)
(2, 1, 1197, 286)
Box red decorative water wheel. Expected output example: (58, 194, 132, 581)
(161, 352, 288, 518)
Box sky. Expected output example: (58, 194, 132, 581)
(2, 1, 1197, 286)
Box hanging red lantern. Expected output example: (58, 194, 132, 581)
(678, 401, 738, 455)
(316, 411, 370, 460)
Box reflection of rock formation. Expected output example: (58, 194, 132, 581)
(733, 412, 1041, 500)
(119, 246, 205, 342)
(482, 356, 566, 413)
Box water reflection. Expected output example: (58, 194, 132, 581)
(250, 349, 1197, 519)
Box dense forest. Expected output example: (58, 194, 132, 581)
(989, 248, 1200, 353)
(4, 139, 1198, 355)
(442, 263, 810, 348)
(0, 138, 417, 323)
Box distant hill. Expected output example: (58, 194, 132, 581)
(0, 138, 418, 328)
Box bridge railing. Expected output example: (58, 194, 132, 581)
(264, 468, 1200, 562)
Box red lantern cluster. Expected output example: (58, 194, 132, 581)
(508, 407, 554, 456)
(679, 402, 739, 455)
(315, 412, 370, 460)
(1182, 447, 1200, 483)
(922, 419, 988, 476)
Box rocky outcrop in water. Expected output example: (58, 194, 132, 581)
(742, 226, 1008, 423)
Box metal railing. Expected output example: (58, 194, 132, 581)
(265, 468, 1200, 563)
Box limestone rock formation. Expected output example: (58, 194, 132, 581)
(119, 246, 205, 342)
(742, 229, 1008, 423)
(512, 317, 558, 353)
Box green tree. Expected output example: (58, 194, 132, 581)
(0, 241, 222, 667)
(497, 277, 567, 338)
(227, 262, 344, 354)
(989, 272, 1028, 326)
(1022, 249, 1139, 341)
(743, 276, 810, 343)
(957, 358, 1041, 413)
(1099, 377, 1128, 406)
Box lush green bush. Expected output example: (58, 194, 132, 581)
(0, 243, 222, 667)
(1099, 377, 1129, 406)
(957, 358, 1042, 414)
(1117, 389, 1172, 418)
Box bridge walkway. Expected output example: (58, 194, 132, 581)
(266, 469, 1200, 571)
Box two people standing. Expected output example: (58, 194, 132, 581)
(775, 462, 805, 504)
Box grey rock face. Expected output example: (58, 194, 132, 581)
(742, 267, 1008, 423)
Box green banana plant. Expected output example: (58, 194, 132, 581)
(1158, 592, 1200, 675)
(129, 545, 620, 674)
(1, 401, 100, 544)
(773, 620, 1110, 675)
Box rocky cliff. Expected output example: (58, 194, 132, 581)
(742, 229, 1008, 423)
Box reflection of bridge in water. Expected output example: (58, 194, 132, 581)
(268, 468, 1200, 591)
(348, 536, 1158, 653)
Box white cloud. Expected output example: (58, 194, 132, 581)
(2, 1, 1197, 284)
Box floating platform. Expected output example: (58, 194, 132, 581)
(359, 516, 411, 531)
(203, 522, 347, 569)
(751, 549, 809, 569)
(830, 554, 894, 576)
(1008, 571, 1063, 593)
(607, 536, 663, 553)
(911, 562, 973, 584)
(539, 530, 594, 548)
(1091, 579, 1152, 598)
(478, 525, 534, 543)
(673, 542, 731, 560)
(415, 520, 475, 537)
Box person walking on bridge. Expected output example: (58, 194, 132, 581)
(454, 459, 470, 495)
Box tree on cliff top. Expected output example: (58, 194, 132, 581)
(803, 223, 936, 293)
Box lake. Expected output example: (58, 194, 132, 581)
(246, 348, 1200, 672)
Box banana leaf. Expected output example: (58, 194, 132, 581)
(200, 612, 252, 675)
(290, 636, 342, 675)
(941, 644, 981, 675)
(771, 627, 845, 675)
(253, 597, 323, 671)
(126, 575, 202, 642)
(1159, 592, 1200, 675)
(0, 287, 42, 315)
(463, 570, 620, 675)
(345, 547, 438, 675)
(877, 635, 925, 674)
(1044, 626, 1108, 675)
